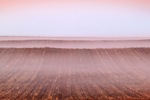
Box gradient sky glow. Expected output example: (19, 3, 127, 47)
(0, 0, 150, 37)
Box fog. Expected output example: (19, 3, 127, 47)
(0, 3, 150, 37)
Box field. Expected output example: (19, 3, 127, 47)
(0, 37, 150, 100)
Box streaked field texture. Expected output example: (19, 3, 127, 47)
(0, 37, 150, 100)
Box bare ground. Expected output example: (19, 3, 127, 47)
(0, 38, 150, 100)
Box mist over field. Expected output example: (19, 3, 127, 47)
(0, 37, 150, 99)
(0, 0, 150, 100)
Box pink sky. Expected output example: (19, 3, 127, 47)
(0, 0, 150, 10)
(0, 0, 150, 37)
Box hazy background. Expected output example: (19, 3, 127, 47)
(0, 0, 150, 37)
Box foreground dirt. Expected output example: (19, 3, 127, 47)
(0, 48, 150, 100)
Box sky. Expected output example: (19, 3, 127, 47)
(0, 0, 150, 37)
